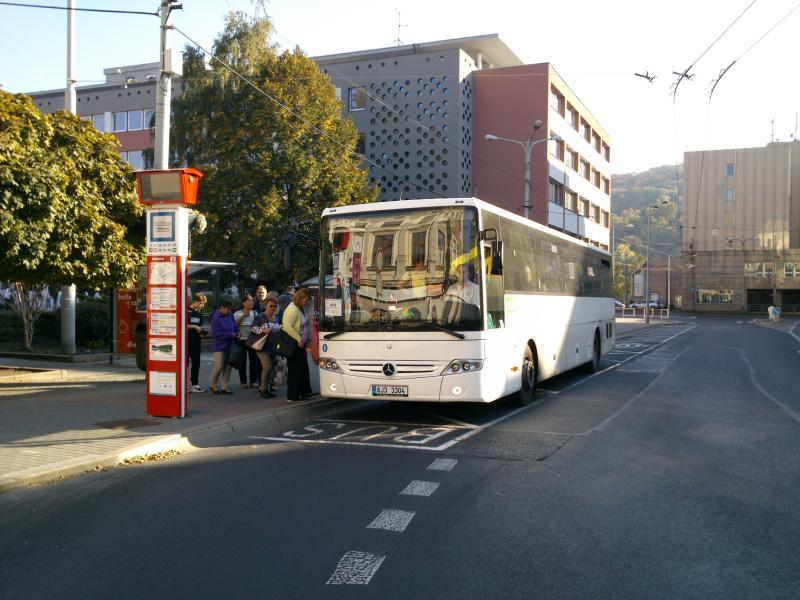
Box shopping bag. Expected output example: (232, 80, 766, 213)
(227, 341, 243, 369)
(245, 330, 269, 351)
(266, 328, 298, 358)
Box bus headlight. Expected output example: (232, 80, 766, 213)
(442, 360, 482, 375)
(318, 358, 341, 373)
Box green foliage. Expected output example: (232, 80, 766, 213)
(0, 91, 144, 289)
(171, 11, 376, 287)
(611, 165, 684, 298)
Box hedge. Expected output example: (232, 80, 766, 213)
(0, 300, 110, 347)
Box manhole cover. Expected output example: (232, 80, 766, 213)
(94, 418, 163, 430)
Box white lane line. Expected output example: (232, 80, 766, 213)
(427, 458, 458, 471)
(400, 480, 440, 496)
(326, 551, 386, 585)
(366, 509, 415, 532)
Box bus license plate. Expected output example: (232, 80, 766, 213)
(371, 384, 408, 397)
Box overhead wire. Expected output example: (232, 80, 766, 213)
(0, 1, 158, 16)
(709, 1, 800, 98)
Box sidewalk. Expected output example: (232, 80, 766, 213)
(0, 352, 332, 493)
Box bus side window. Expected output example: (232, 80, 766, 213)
(484, 246, 505, 329)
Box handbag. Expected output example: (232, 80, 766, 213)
(226, 340, 243, 369)
(245, 329, 269, 351)
(266, 328, 298, 358)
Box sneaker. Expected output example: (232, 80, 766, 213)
(191, 385, 206, 393)
(286, 398, 306, 403)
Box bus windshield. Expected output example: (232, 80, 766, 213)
(320, 206, 482, 333)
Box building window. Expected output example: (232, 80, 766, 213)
(602, 142, 610, 162)
(127, 150, 144, 170)
(592, 132, 601, 153)
(696, 289, 733, 304)
(744, 262, 773, 278)
(567, 105, 578, 130)
(580, 159, 590, 180)
(580, 198, 590, 217)
(371, 233, 394, 268)
(592, 168, 601, 188)
(602, 177, 610, 195)
(550, 138, 564, 161)
(113, 111, 127, 132)
(335, 87, 342, 102)
(565, 191, 577, 212)
(349, 87, 367, 111)
(92, 114, 105, 132)
(726, 162, 735, 176)
(785, 262, 800, 277)
(589, 205, 599, 222)
(127, 110, 143, 131)
(144, 109, 155, 129)
(725, 187, 736, 201)
(548, 181, 564, 205)
(602, 211, 610, 227)
(550, 87, 564, 115)
(356, 133, 366, 155)
(410, 231, 426, 266)
(565, 148, 576, 170)
(581, 120, 590, 142)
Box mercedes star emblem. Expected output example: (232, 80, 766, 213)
(382, 363, 396, 377)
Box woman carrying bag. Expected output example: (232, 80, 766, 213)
(209, 299, 239, 395)
(282, 288, 315, 403)
(249, 292, 281, 399)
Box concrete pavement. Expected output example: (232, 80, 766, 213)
(1, 314, 794, 493)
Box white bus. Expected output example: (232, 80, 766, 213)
(316, 197, 615, 405)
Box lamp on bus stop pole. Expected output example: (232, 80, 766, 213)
(644, 199, 670, 324)
(485, 122, 562, 220)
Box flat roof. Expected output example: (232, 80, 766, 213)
(313, 34, 522, 69)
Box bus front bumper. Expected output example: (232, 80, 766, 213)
(319, 370, 490, 403)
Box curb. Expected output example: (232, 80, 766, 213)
(0, 396, 341, 494)
(0, 367, 145, 384)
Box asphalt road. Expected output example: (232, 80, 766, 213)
(2, 316, 799, 599)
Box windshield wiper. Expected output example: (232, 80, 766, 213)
(322, 330, 348, 340)
(414, 321, 465, 339)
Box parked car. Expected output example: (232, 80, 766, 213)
(614, 300, 626, 309)
(629, 300, 662, 310)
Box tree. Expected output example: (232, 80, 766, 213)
(171, 11, 376, 287)
(0, 91, 144, 351)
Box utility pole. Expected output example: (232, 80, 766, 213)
(154, 0, 182, 169)
(60, 0, 77, 355)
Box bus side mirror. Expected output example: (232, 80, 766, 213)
(481, 228, 498, 241)
(490, 240, 503, 275)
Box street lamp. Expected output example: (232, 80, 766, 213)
(485, 120, 562, 220)
(726, 235, 759, 312)
(645, 199, 670, 324)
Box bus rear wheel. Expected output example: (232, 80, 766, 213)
(512, 344, 538, 406)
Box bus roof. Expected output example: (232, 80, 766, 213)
(322, 198, 610, 256)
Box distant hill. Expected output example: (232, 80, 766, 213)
(611, 164, 683, 214)
(609, 165, 684, 286)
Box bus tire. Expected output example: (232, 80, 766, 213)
(583, 331, 601, 374)
(512, 343, 538, 406)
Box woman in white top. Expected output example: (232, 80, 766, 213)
(234, 294, 258, 388)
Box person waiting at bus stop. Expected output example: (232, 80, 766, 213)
(209, 299, 239, 395)
(186, 292, 207, 393)
(282, 288, 315, 403)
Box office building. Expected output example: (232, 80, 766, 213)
(679, 141, 800, 312)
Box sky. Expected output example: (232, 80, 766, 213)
(1, 0, 798, 174)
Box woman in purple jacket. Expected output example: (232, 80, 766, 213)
(209, 299, 240, 395)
